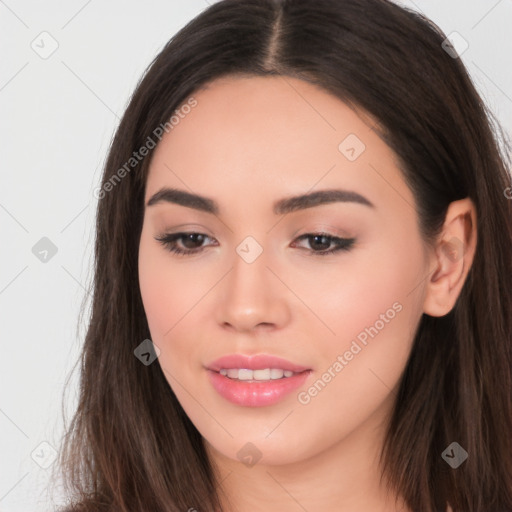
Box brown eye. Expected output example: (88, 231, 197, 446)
(155, 232, 216, 256)
(292, 233, 355, 256)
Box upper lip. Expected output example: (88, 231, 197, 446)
(206, 354, 311, 373)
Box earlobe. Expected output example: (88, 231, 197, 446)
(423, 198, 477, 317)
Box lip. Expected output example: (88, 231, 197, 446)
(205, 354, 312, 407)
(206, 354, 310, 373)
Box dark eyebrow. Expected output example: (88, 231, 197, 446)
(145, 187, 374, 214)
(274, 189, 374, 214)
(146, 187, 218, 214)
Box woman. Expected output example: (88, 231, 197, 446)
(55, 0, 512, 511)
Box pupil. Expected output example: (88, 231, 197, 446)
(311, 235, 330, 250)
(183, 233, 204, 249)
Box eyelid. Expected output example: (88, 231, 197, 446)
(159, 223, 215, 236)
(291, 223, 354, 239)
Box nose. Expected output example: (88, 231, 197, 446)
(215, 246, 291, 333)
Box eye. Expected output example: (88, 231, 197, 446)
(155, 232, 217, 256)
(155, 231, 355, 257)
(291, 232, 355, 256)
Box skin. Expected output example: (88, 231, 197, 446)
(138, 75, 476, 512)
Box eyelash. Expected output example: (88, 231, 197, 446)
(155, 232, 355, 257)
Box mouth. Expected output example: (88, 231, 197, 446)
(205, 354, 312, 407)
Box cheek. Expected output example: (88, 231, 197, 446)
(138, 232, 220, 380)
(138, 232, 200, 340)
(286, 232, 425, 349)
(283, 247, 425, 454)
(317, 235, 425, 377)
(138, 242, 175, 339)
(293, 300, 413, 452)
(292, 232, 426, 417)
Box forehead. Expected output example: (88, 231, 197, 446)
(151, 74, 370, 162)
(144, 75, 413, 214)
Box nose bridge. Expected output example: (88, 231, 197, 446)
(231, 238, 269, 294)
(215, 236, 290, 331)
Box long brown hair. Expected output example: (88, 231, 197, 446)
(54, 1, 512, 510)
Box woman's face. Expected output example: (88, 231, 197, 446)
(138, 75, 431, 468)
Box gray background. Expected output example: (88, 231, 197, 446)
(1, 1, 511, 510)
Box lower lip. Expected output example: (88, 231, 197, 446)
(207, 369, 311, 407)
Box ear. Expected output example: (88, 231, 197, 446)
(423, 198, 477, 317)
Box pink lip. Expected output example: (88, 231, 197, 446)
(205, 354, 312, 407)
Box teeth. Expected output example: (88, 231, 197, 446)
(253, 368, 271, 380)
(238, 369, 253, 381)
(270, 368, 284, 379)
(218, 368, 297, 380)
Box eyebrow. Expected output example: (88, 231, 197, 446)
(146, 187, 374, 215)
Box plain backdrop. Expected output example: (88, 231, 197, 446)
(1, 1, 511, 510)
